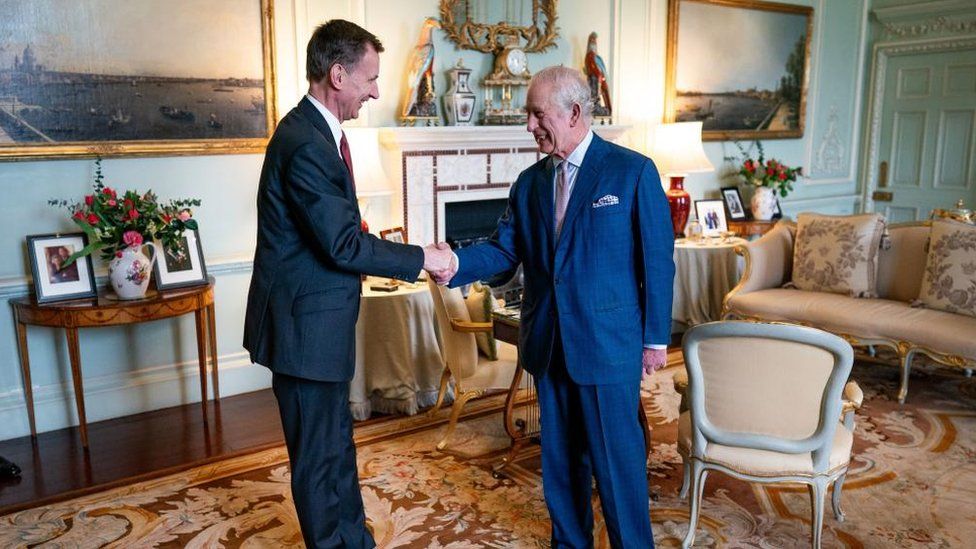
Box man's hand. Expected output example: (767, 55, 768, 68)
(423, 242, 457, 285)
(642, 348, 667, 378)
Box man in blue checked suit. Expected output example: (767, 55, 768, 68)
(430, 66, 674, 548)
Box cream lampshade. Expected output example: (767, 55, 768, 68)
(344, 127, 394, 232)
(648, 122, 715, 238)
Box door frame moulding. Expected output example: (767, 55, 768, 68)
(859, 36, 976, 213)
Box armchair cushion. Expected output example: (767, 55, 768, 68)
(677, 411, 853, 477)
(917, 220, 976, 318)
(464, 282, 499, 360)
(791, 213, 885, 297)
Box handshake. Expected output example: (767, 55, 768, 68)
(423, 243, 457, 285)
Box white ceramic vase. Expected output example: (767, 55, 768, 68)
(108, 243, 157, 300)
(751, 186, 778, 221)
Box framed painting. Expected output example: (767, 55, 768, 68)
(153, 229, 208, 290)
(0, 0, 277, 160)
(665, 0, 812, 141)
(26, 233, 98, 303)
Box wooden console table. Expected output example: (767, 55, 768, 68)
(11, 276, 218, 448)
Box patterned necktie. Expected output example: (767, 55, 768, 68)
(554, 160, 570, 237)
(339, 131, 357, 194)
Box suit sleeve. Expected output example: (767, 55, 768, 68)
(449, 180, 521, 287)
(635, 159, 675, 346)
(284, 142, 424, 281)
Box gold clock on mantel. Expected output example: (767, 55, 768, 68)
(438, 0, 559, 126)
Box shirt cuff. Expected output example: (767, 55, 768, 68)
(643, 344, 667, 350)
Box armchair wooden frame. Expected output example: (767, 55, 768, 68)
(678, 321, 859, 549)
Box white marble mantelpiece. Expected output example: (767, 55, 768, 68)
(378, 125, 631, 245)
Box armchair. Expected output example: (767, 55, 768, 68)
(427, 279, 519, 450)
(676, 321, 860, 549)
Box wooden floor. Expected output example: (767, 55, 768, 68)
(0, 389, 284, 515)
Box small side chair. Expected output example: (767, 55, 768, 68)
(677, 321, 862, 549)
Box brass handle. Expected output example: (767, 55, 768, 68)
(873, 190, 894, 202)
(878, 161, 888, 188)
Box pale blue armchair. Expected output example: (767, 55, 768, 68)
(677, 321, 862, 549)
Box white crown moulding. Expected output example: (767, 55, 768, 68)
(378, 124, 631, 151)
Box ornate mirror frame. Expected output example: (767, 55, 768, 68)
(438, 0, 560, 53)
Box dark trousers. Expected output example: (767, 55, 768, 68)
(272, 373, 375, 549)
(536, 341, 654, 549)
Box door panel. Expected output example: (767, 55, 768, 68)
(873, 48, 976, 220)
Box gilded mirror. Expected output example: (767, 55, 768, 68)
(439, 0, 559, 53)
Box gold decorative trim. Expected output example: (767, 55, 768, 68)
(438, 0, 559, 54)
(664, 0, 813, 141)
(0, 0, 278, 161)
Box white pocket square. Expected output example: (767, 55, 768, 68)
(592, 194, 619, 208)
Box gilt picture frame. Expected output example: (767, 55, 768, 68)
(665, 0, 812, 141)
(0, 0, 277, 161)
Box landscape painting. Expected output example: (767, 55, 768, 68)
(0, 0, 276, 160)
(666, 0, 812, 140)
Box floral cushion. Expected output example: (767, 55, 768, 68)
(464, 282, 498, 360)
(790, 213, 885, 297)
(917, 220, 976, 318)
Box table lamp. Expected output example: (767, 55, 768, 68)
(649, 122, 714, 237)
(344, 127, 394, 233)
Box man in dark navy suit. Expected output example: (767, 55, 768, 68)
(435, 66, 675, 548)
(244, 20, 450, 549)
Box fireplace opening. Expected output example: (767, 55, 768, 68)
(444, 198, 523, 305)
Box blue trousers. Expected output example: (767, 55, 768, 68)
(536, 342, 654, 549)
(272, 373, 375, 549)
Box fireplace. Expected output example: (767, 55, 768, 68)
(444, 198, 508, 247)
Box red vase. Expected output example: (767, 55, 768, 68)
(665, 175, 690, 238)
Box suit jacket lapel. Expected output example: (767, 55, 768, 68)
(555, 134, 607, 251)
(534, 159, 556, 252)
(297, 98, 359, 207)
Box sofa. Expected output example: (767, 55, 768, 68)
(722, 219, 976, 403)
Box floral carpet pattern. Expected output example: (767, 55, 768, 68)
(1, 353, 974, 548)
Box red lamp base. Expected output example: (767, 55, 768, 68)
(665, 175, 690, 238)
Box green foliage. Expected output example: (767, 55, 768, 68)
(725, 141, 803, 198)
(48, 157, 202, 268)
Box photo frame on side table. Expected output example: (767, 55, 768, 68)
(26, 233, 98, 303)
(720, 186, 747, 220)
(152, 229, 208, 290)
(380, 227, 407, 244)
(694, 199, 729, 237)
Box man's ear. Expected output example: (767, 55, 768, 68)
(328, 63, 344, 90)
(569, 103, 582, 127)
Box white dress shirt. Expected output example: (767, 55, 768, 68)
(306, 93, 343, 154)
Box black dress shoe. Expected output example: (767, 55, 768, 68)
(0, 455, 21, 478)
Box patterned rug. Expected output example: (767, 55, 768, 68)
(2, 352, 974, 548)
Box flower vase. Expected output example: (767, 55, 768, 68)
(108, 243, 158, 300)
(751, 186, 778, 221)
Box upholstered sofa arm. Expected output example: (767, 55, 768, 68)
(723, 221, 795, 315)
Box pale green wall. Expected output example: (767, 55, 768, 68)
(0, 0, 874, 440)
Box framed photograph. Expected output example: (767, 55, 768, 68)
(772, 198, 783, 219)
(152, 229, 208, 290)
(720, 186, 747, 220)
(380, 227, 407, 244)
(26, 233, 97, 303)
(665, 0, 812, 141)
(0, 0, 277, 161)
(694, 199, 729, 237)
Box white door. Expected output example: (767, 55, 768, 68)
(867, 47, 976, 222)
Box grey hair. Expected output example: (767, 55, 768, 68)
(529, 66, 594, 122)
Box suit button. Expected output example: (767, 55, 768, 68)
(554, 277, 561, 285)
